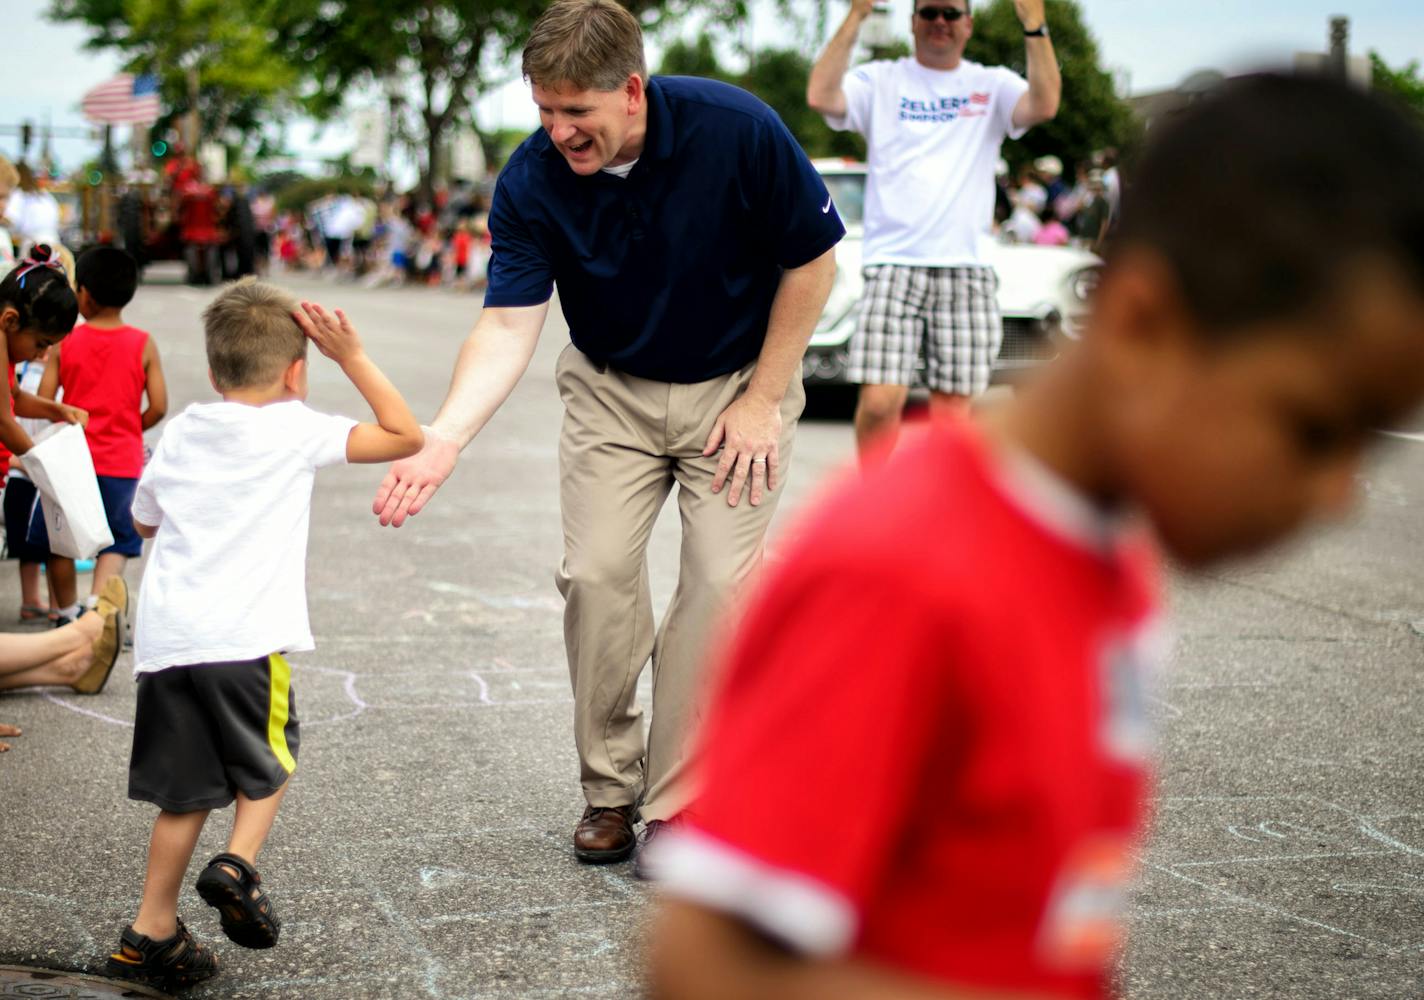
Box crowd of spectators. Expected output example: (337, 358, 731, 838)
(259, 183, 493, 292)
(995, 148, 1121, 253)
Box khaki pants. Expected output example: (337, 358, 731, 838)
(555, 344, 804, 822)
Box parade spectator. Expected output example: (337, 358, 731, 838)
(5, 347, 56, 622)
(648, 72, 1424, 1000)
(1033, 202, 1070, 245)
(1073, 168, 1113, 252)
(809, 0, 1060, 457)
(0, 597, 125, 706)
(373, 0, 840, 872)
(39, 246, 166, 617)
(1036, 153, 1066, 208)
(1003, 188, 1043, 243)
(0, 157, 19, 274)
(104, 282, 421, 992)
(4, 164, 61, 259)
(0, 248, 88, 496)
(250, 190, 276, 275)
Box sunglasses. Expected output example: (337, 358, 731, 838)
(916, 6, 967, 21)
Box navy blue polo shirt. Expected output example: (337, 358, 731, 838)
(484, 76, 845, 384)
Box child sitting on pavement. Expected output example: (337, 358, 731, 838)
(646, 74, 1424, 1000)
(105, 279, 422, 992)
(39, 245, 167, 623)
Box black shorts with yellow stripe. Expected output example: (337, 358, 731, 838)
(129, 655, 299, 813)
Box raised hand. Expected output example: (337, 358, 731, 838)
(1014, 0, 1047, 29)
(293, 301, 365, 366)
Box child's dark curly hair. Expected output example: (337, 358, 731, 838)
(0, 245, 78, 336)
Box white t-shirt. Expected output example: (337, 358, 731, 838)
(7, 360, 50, 484)
(600, 158, 638, 179)
(131, 400, 357, 675)
(5, 190, 61, 249)
(825, 58, 1030, 266)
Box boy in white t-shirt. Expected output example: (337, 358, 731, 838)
(105, 279, 422, 992)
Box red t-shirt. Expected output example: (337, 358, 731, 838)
(452, 229, 473, 266)
(651, 420, 1164, 999)
(58, 323, 149, 478)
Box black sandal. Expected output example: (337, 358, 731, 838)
(194, 852, 282, 949)
(106, 918, 220, 991)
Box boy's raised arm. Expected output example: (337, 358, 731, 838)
(292, 302, 423, 464)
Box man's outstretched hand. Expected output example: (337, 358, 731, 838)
(373, 425, 460, 527)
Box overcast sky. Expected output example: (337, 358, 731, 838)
(8, 1, 1423, 177)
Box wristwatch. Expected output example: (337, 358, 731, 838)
(1024, 24, 1049, 37)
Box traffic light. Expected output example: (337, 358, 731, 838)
(151, 139, 169, 158)
(20, 122, 32, 151)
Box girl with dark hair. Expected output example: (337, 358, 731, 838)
(0, 245, 88, 464)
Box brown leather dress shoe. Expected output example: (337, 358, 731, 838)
(573, 805, 637, 863)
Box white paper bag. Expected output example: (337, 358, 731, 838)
(24, 423, 114, 559)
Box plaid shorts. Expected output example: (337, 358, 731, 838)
(847, 264, 1003, 395)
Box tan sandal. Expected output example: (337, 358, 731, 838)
(71, 604, 124, 695)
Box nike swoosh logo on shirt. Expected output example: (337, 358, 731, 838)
(821, 195, 833, 214)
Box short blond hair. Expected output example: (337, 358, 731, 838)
(0, 156, 17, 192)
(522, 0, 646, 92)
(203, 278, 307, 391)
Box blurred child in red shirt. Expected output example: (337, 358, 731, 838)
(647, 74, 1424, 1000)
(40, 246, 166, 621)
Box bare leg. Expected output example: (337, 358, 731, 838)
(90, 554, 127, 600)
(0, 613, 101, 687)
(929, 390, 972, 420)
(19, 562, 43, 609)
(47, 556, 78, 611)
(226, 783, 289, 870)
(131, 809, 211, 940)
(854, 383, 913, 461)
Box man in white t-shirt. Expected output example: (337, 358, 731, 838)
(809, 0, 1060, 455)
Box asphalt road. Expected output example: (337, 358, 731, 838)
(2, 272, 1422, 999)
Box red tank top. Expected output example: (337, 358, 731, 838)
(58, 323, 149, 477)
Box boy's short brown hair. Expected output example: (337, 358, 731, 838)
(203, 278, 307, 391)
(522, 0, 646, 92)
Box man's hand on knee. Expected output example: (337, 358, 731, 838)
(704, 395, 783, 508)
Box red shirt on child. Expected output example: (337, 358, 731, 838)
(652, 420, 1164, 999)
(57, 323, 149, 478)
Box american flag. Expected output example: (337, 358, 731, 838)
(81, 74, 161, 126)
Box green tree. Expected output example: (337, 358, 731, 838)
(268, 0, 813, 204)
(48, 0, 299, 162)
(965, 0, 1130, 173)
(1370, 52, 1424, 123)
(657, 41, 865, 159)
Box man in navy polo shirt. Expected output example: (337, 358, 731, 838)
(372, 0, 842, 870)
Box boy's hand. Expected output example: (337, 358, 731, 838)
(293, 301, 365, 366)
(58, 404, 88, 427)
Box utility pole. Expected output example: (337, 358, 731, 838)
(1329, 16, 1349, 80)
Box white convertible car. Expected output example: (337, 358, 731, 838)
(804, 161, 1102, 390)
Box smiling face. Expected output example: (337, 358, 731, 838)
(911, 0, 973, 69)
(533, 75, 646, 176)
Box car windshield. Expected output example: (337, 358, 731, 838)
(821, 172, 865, 226)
